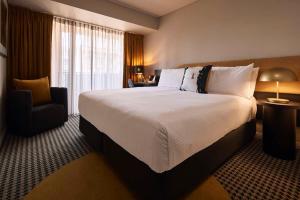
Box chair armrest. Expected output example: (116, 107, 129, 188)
(50, 87, 68, 121)
(7, 90, 33, 134)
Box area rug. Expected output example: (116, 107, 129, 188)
(24, 152, 229, 200)
(1, 116, 300, 200)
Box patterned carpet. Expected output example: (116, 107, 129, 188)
(215, 139, 300, 200)
(0, 116, 299, 200)
(0, 116, 91, 200)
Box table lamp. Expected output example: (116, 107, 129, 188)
(259, 67, 298, 103)
(134, 65, 144, 82)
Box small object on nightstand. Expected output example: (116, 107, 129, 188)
(259, 67, 298, 104)
(147, 75, 156, 84)
(257, 100, 300, 160)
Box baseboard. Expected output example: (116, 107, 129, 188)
(0, 128, 5, 149)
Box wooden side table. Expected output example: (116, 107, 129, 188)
(257, 100, 300, 160)
(133, 82, 157, 87)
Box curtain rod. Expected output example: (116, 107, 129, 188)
(54, 16, 125, 33)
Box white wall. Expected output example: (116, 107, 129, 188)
(0, 56, 6, 146)
(144, 0, 300, 70)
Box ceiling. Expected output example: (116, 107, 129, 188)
(8, 0, 199, 34)
(109, 0, 199, 17)
(8, 0, 156, 34)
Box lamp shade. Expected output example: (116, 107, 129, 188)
(134, 65, 144, 74)
(259, 67, 298, 82)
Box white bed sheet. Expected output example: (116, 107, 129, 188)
(79, 87, 256, 173)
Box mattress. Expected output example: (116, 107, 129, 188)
(79, 87, 256, 173)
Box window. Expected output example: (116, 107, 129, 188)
(51, 18, 124, 114)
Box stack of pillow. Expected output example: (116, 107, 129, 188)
(158, 64, 259, 99)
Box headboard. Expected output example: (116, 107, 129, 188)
(178, 55, 300, 94)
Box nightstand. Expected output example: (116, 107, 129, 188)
(257, 100, 300, 160)
(133, 82, 157, 87)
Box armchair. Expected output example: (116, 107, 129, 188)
(7, 87, 68, 136)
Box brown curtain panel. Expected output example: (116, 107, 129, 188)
(7, 5, 53, 88)
(123, 32, 144, 88)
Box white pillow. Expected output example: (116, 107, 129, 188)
(206, 64, 254, 98)
(211, 63, 259, 97)
(249, 67, 259, 97)
(181, 66, 203, 92)
(211, 64, 258, 97)
(158, 68, 186, 89)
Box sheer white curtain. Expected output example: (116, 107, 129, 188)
(52, 17, 124, 114)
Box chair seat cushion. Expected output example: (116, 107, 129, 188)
(32, 103, 65, 134)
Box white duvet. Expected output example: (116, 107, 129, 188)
(79, 87, 256, 173)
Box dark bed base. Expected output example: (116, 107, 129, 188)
(79, 116, 256, 199)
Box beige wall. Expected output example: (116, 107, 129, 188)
(144, 0, 300, 72)
(0, 56, 6, 145)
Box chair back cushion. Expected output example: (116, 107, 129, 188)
(13, 77, 51, 106)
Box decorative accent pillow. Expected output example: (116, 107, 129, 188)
(206, 64, 254, 98)
(13, 76, 52, 106)
(197, 65, 213, 93)
(181, 66, 203, 92)
(158, 68, 186, 89)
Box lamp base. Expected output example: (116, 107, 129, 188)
(267, 98, 290, 104)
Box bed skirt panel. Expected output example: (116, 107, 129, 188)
(79, 115, 256, 199)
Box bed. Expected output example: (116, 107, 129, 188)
(79, 86, 256, 199)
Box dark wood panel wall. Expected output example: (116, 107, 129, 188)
(178, 56, 300, 94)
